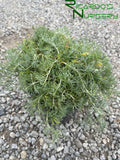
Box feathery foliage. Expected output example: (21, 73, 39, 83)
(1, 26, 116, 124)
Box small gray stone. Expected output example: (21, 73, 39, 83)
(105, 33, 110, 39)
(118, 149, 120, 155)
(0, 124, 4, 131)
(16, 132, 20, 137)
(112, 153, 117, 159)
(64, 156, 72, 160)
(4, 154, 9, 159)
(70, 147, 75, 153)
(75, 151, 80, 157)
(83, 143, 88, 148)
(50, 155, 56, 160)
(0, 108, 5, 116)
(93, 158, 99, 160)
(49, 143, 56, 150)
(75, 139, 82, 148)
(21, 116, 26, 122)
(109, 116, 114, 123)
(41, 153, 47, 159)
(43, 143, 48, 150)
(19, 138, 27, 146)
(71, 128, 76, 132)
(64, 132, 69, 136)
(56, 146, 64, 152)
(112, 105, 119, 109)
(14, 116, 20, 123)
(111, 124, 118, 129)
(0, 138, 4, 145)
(32, 137, 36, 144)
(64, 146, 69, 154)
(108, 156, 112, 160)
(10, 132, 16, 138)
(12, 100, 21, 106)
(32, 120, 38, 125)
(3, 117, 8, 123)
(91, 146, 98, 153)
(0, 119, 2, 123)
(115, 134, 120, 138)
(0, 93, 6, 97)
(30, 131, 38, 138)
(9, 126, 14, 131)
(80, 134, 86, 141)
(20, 151, 27, 159)
(28, 137, 32, 143)
(67, 141, 71, 147)
(1, 97, 6, 103)
(10, 155, 16, 160)
(100, 154, 106, 160)
(79, 148, 84, 153)
(39, 138, 44, 146)
(11, 144, 18, 149)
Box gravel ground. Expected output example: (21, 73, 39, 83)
(0, 0, 120, 160)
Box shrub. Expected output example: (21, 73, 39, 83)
(1, 26, 116, 124)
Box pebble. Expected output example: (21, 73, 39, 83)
(91, 146, 98, 153)
(118, 149, 120, 155)
(14, 116, 20, 123)
(12, 100, 21, 106)
(64, 146, 69, 154)
(1, 97, 6, 103)
(104, 33, 110, 39)
(9, 126, 14, 131)
(31, 137, 36, 144)
(0, 124, 4, 131)
(0, 119, 2, 123)
(70, 147, 75, 153)
(10, 155, 16, 160)
(43, 143, 48, 150)
(56, 146, 64, 152)
(11, 144, 18, 149)
(30, 131, 38, 138)
(64, 156, 72, 160)
(100, 154, 106, 160)
(80, 134, 86, 141)
(79, 148, 84, 153)
(41, 153, 47, 159)
(0, 93, 6, 97)
(50, 155, 56, 160)
(107, 156, 112, 160)
(75, 139, 82, 148)
(109, 116, 114, 123)
(21, 115, 26, 122)
(111, 124, 118, 129)
(0, 108, 5, 116)
(39, 137, 44, 146)
(112, 153, 117, 159)
(83, 143, 88, 148)
(93, 158, 99, 160)
(102, 139, 107, 144)
(19, 138, 27, 146)
(0, 138, 4, 145)
(75, 151, 80, 157)
(10, 132, 16, 138)
(20, 151, 27, 159)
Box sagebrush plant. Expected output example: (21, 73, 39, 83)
(1, 26, 116, 124)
